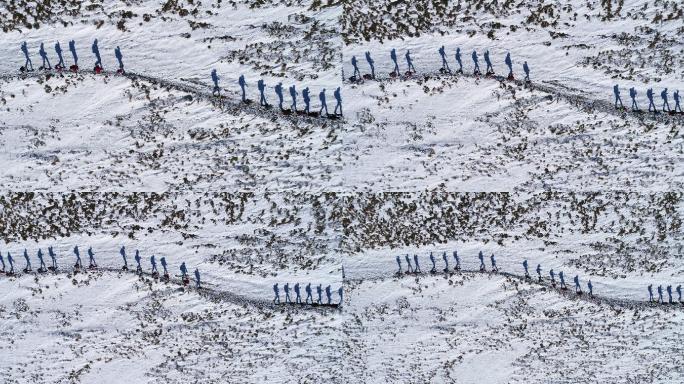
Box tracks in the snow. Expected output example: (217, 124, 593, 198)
(345, 266, 684, 312)
(0, 69, 344, 126)
(0, 266, 338, 313)
(345, 70, 683, 124)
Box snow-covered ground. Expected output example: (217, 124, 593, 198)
(1, 0, 683, 383)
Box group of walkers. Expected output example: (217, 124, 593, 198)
(0, 246, 201, 288)
(614, 85, 682, 114)
(395, 250, 684, 305)
(648, 284, 683, 305)
(395, 251, 593, 296)
(211, 70, 343, 117)
(350, 48, 530, 82)
(273, 282, 342, 306)
(20, 40, 124, 74)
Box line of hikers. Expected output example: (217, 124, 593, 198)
(211, 70, 342, 117)
(522, 259, 592, 296)
(396, 250, 503, 274)
(350, 48, 530, 82)
(0, 246, 201, 288)
(647, 284, 683, 305)
(394, 252, 593, 296)
(20, 40, 125, 74)
(613, 85, 682, 114)
(273, 282, 343, 306)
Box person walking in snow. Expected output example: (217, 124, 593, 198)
(657, 285, 664, 303)
(390, 48, 400, 75)
(471, 50, 480, 75)
(0, 253, 5, 273)
(351, 55, 361, 79)
(21, 42, 33, 71)
(294, 282, 302, 304)
(37, 249, 46, 272)
(316, 284, 323, 304)
(587, 280, 593, 296)
(365, 51, 375, 79)
(504, 52, 513, 79)
(629, 87, 638, 111)
(39, 43, 51, 70)
(319, 89, 329, 116)
(404, 254, 413, 273)
(274, 82, 284, 110)
(150, 255, 158, 274)
(160, 257, 168, 277)
(7, 253, 15, 274)
(559, 271, 566, 289)
(549, 269, 556, 286)
(273, 283, 280, 304)
(673, 90, 682, 113)
(666, 285, 673, 304)
(114, 46, 124, 73)
(120, 246, 127, 270)
(613, 85, 624, 108)
(284, 282, 291, 303)
(523, 61, 530, 82)
(676, 285, 682, 303)
(396, 255, 402, 274)
(455, 48, 463, 73)
(405, 50, 416, 73)
(54, 42, 65, 69)
(647, 88, 656, 113)
(453, 251, 461, 271)
(478, 251, 485, 271)
(522, 260, 529, 279)
(536, 263, 542, 281)
(325, 285, 332, 304)
(429, 252, 436, 273)
(92, 39, 102, 69)
(574, 275, 581, 294)
(68, 40, 78, 68)
(258, 79, 268, 106)
(490, 254, 497, 272)
(648, 284, 654, 302)
(305, 283, 313, 304)
(413, 254, 421, 273)
(438, 45, 450, 73)
(23, 249, 32, 272)
(302, 87, 311, 114)
(87, 247, 96, 268)
(333, 87, 342, 116)
(661, 88, 671, 112)
(135, 250, 142, 274)
(238, 75, 247, 102)
(442, 252, 449, 272)
(483, 50, 493, 74)
(194, 268, 201, 288)
(180, 261, 188, 280)
(73, 246, 82, 269)
(211, 69, 220, 96)
(48, 246, 57, 270)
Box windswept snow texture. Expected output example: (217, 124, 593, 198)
(1, 0, 684, 383)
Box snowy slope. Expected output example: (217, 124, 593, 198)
(1, 0, 684, 383)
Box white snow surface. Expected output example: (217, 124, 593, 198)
(1, 0, 684, 383)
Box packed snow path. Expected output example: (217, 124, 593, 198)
(0, 70, 345, 124)
(344, 70, 684, 124)
(0, 266, 341, 312)
(347, 266, 683, 311)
